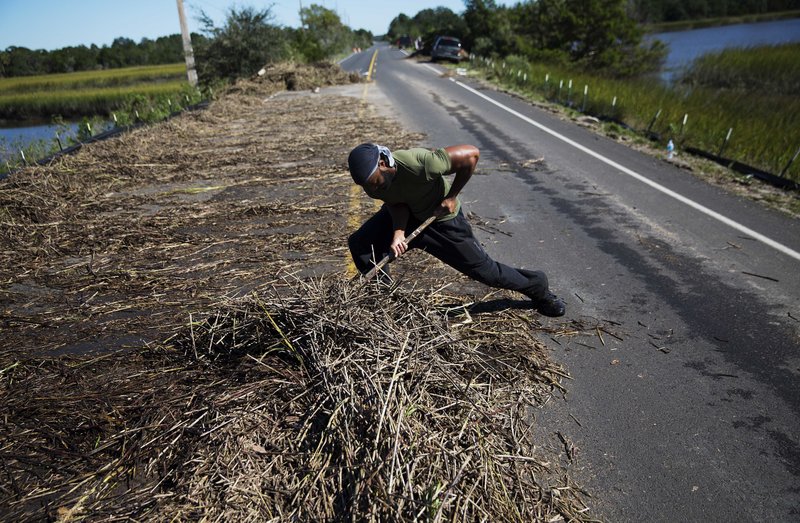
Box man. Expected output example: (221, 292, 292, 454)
(347, 142, 565, 317)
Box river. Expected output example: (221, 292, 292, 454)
(0, 121, 81, 164)
(648, 17, 800, 81)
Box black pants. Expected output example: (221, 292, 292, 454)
(348, 207, 548, 299)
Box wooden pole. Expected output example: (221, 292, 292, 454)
(176, 0, 198, 87)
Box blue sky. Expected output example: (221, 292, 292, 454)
(0, 0, 486, 51)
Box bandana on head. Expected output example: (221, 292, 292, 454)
(348, 143, 394, 185)
(377, 145, 395, 168)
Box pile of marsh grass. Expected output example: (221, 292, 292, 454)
(221, 61, 362, 99)
(254, 61, 362, 91)
(0, 278, 591, 521)
(0, 62, 419, 356)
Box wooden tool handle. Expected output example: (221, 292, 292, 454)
(360, 215, 437, 282)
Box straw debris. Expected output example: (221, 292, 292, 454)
(0, 62, 407, 356)
(0, 62, 594, 521)
(1, 279, 590, 521)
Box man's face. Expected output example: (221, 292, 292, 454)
(363, 162, 395, 196)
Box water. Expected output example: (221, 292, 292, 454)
(0, 121, 80, 164)
(648, 18, 800, 81)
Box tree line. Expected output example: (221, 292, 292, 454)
(389, 1, 666, 77)
(388, 0, 799, 77)
(3, 0, 797, 81)
(0, 35, 203, 77)
(0, 4, 372, 81)
(629, 0, 799, 23)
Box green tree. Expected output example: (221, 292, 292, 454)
(297, 4, 350, 61)
(415, 8, 468, 44)
(388, 8, 467, 49)
(508, 0, 666, 76)
(110, 37, 143, 67)
(463, 0, 514, 56)
(387, 13, 413, 42)
(195, 6, 291, 82)
(0, 47, 47, 76)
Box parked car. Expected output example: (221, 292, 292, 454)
(431, 36, 463, 63)
(396, 35, 413, 49)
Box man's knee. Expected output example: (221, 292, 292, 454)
(349, 225, 374, 254)
(348, 230, 360, 253)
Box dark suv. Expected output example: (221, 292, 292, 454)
(431, 36, 463, 63)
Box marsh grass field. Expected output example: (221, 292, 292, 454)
(0, 63, 192, 120)
(477, 43, 800, 182)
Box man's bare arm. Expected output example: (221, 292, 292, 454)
(437, 145, 479, 215)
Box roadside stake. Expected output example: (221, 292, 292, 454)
(718, 127, 733, 157)
(447, 77, 800, 262)
(780, 146, 800, 178)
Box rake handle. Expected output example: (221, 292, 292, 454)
(361, 215, 437, 282)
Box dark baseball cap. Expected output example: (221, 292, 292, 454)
(348, 143, 380, 185)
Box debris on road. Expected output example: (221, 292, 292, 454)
(1, 279, 592, 520)
(0, 63, 595, 521)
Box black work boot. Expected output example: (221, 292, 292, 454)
(531, 292, 566, 317)
(519, 269, 565, 317)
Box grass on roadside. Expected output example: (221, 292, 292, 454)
(472, 51, 800, 181)
(681, 43, 800, 94)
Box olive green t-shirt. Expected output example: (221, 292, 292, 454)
(367, 147, 460, 222)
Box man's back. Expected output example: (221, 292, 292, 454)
(374, 148, 459, 221)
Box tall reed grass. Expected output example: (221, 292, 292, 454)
(0, 81, 191, 119)
(0, 64, 185, 93)
(474, 51, 800, 181)
(0, 64, 189, 120)
(681, 43, 800, 94)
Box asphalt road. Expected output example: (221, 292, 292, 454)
(339, 44, 800, 521)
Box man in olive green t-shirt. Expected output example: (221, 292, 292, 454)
(347, 142, 565, 317)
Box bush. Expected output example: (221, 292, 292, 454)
(195, 7, 292, 83)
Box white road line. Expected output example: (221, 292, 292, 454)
(449, 78, 800, 262)
(421, 63, 441, 75)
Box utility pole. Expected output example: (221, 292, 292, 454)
(176, 0, 198, 87)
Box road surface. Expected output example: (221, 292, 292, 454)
(340, 43, 800, 522)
